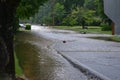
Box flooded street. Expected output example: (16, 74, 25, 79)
(15, 25, 120, 80)
(15, 26, 87, 80)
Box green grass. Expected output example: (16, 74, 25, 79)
(15, 53, 23, 76)
(111, 36, 120, 42)
(53, 26, 112, 34)
(89, 36, 120, 42)
(53, 26, 120, 41)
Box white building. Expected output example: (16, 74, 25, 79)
(104, 0, 120, 35)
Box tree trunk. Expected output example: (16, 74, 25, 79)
(112, 22, 115, 35)
(0, 0, 20, 79)
(81, 20, 85, 29)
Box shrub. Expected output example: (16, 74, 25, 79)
(25, 24, 31, 30)
(101, 23, 112, 31)
(62, 16, 77, 26)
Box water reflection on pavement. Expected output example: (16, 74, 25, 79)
(15, 31, 87, 80)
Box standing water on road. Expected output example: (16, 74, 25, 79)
(15, 25, 87, 80)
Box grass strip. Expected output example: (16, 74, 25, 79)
(52, 26, 112, 34)
(14, 52, 23, 76)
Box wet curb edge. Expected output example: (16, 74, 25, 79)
(57, 51, 111, 80)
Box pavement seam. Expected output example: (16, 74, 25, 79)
(57, 51, 111, 80)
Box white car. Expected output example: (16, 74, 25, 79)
(19, 23, 25, 28)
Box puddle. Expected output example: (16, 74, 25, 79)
(14, 31, 64, 80)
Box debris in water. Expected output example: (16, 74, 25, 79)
(63, 40, 66, 43)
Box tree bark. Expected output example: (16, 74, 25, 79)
(0, 0, 20, 79)
(112, 22, 115, 35)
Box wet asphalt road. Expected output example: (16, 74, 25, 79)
(15, 25, 120, 80)
(15, 25, 88, 80)
(32, 25, 120, 80)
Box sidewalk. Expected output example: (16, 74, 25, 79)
(51, 35, 120, 80)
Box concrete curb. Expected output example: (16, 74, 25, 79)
(57, 51, 111, 80)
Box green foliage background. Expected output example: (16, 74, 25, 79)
(29, 0, 111, 29)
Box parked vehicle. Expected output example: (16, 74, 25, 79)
(19, 23, 25, 28)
